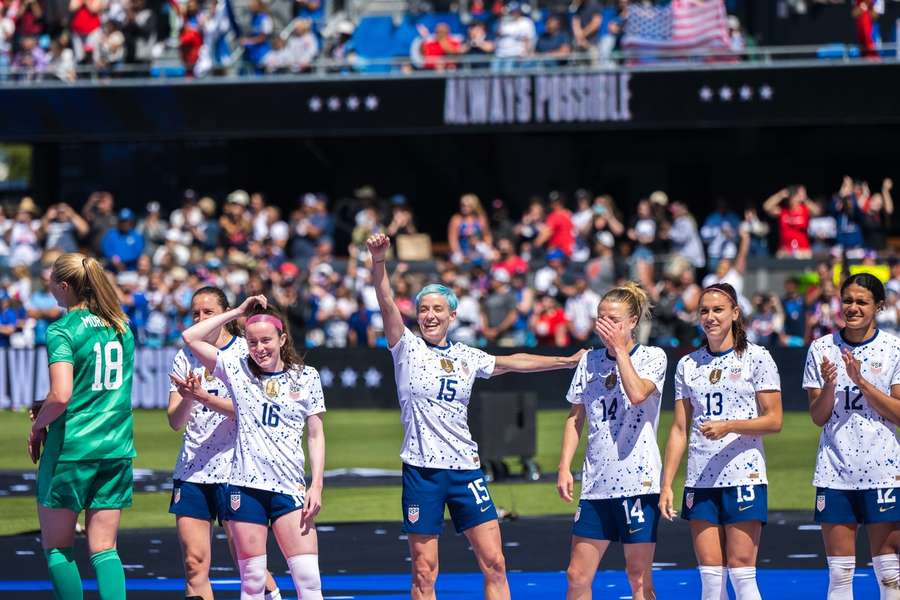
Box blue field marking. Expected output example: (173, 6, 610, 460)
(0, 569, 879, 598)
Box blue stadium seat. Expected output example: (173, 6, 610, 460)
(816, 44, 860, 60)
(415, 13, 464, 36)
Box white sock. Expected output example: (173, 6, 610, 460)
(698, 565, 727, 600)
(728, 566, 761, 600)
(238, 554, 268, 600)
(873, 554, 900, 600)
(827, 556, 856, 600)
(264, 589, 283, 600)
(287, 553, 323, 600)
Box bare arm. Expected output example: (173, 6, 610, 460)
(32, 362, 74, 431)
(808, 356, 838, 427)
(734, 229, 750, 275)
(68, 208, 90, 237)
(366, 234, 404, 347)
(615, 353, 659, 406)
(167, 390, 194, 430)
(763, 188, 788, 218)
(556, 403, 585, 502)
(301, 412, 325, 532)
(883, 178, 894, 216)
(659, 398, 690, 520)
(182, 295, 263, 372)
(700, 390, 782, 439)
(447, 215, 461, 256)
(492, 349, 585, 377)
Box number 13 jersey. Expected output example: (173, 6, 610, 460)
(214, 352, 325, 496)
(675, 343, 780, 488)
(803, 331, 900, 490)
(390, 328, 495, 470)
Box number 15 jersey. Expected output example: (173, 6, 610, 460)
(803, 330, 900, 490)
(390, 328, 495, 470)
(674, 343, 780, 488)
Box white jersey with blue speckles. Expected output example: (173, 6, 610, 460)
(567, 345, 667, 500)
(169, 336, 247, 484)
(390, 327, 495, 470)
(214, 352, 326, 495)
(803, 330, 900, 490)
(675, 343, 780, 488)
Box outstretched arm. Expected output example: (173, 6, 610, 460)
(367, 234, 405, 347)
(182, 295, 265, 372)
(492, 348, 585, 377)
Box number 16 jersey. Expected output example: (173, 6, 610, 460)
(802, 330, 900, 490)
(390, 328, 495, 470)
(674, 343, 780, 489)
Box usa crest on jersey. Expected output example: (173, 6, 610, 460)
(574, 506, 581, 522)
(686, 492, 695, 509)
(408, 504, 420, 524)
(173, 488, 181, 504)
(231, 491, 241, 511)
(816, 494, 826, 512)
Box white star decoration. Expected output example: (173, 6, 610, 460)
(718, 86, 733, 102)
(699, 86, 713, 102)
(346, 96, 360, 111)
(363, 367, 382, 388)
(319, 367, 334, 387)
(340, 368, 358, 388)
(364, 95, 379, 111)
(698, 84, 773, 103)
(308, 96, 322, 112)
(327, 96, 342, 111)
(739, 85, 753, 101)
(759, 84, 773, 100)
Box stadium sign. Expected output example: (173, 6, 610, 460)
(443, 73, 632, 126)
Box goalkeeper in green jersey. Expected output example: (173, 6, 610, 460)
(28, 252, 135, 600)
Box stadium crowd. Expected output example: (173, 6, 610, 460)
(0, 176, 896, 350)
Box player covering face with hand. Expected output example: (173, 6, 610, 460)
(182, 295, 326, 600)
(660, 282, 783, 600)
(366, 233, 584, 600)
(803, 273, 900, 600)
(558, 282, 668, 600)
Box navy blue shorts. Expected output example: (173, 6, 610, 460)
(169, 480, 226, 522)
(682, 485, 768, 525)
(573, 494, 660, 543)
(221, 485, 304, 526)
(401, 464, 498, 535)
(815, 487, 900, 524)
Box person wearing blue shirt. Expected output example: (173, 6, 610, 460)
(101, 208, 146, 271)
(241, 0, 273, 73)
(536, 15, 571, 66)
(0, 290, 20, 348)
(26, 271, 63, 346)
(700, 200, 742, 271)
(833, 176, 865, 254)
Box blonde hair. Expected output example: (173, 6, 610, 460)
(601, 281, 652, 325)
(460, 193, 487, 220)
(52, 253, 129, 334)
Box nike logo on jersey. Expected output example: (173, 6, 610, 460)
(880, 506, 895, 513)
(738, 505, 754, 512)
(480, 505, 493, 513)
(628, 528, 643, 534)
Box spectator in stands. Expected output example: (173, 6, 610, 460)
(324, 20, 357, 71)
(264, 18, 318, 73)
(564, 275, 600, 344)
(16, 0, 45, 39)
(781, 276, 806, 347)
(806, 278, 842, 343)
(570, 0, 602, 54)
(42, 202, 87, 253)
(385, 195, 417, 237)
(514, 197, 545, 258)
(530, 293, 570, 346)
(570, 190, 593, 260)
(700, 198, 741, 270)
(852, 0, 877, 58)
(534, 248, 571, 297)
(510, 271, 535, 346)
(860, 177, 893, 251)
(663, 200, 705, 269)
(536, 191, 575, 258)
(832, 176, 866, 258)
(741, 207, 770, 257)
(492, 1, 535, 71)
(747, 292, 784, 347)
(462, 21, 494, 68)
(448, 278, 480, 345)
(294, 0, 320, 19)
(240, 0, 273, 73)
(26, 268, 62, 346)
(702, 228, 750, 314)
(68, 0, 103, 62)
(492, 237, 527, 278)
(536, 14, 571, 65)
(82, 190, 116, 254)
(585, 237, 618, 295)
(9, 197, 42, 270)
(763, 185, 821, 259)
(220, 189, 252, 250)
(597, 0, 625, 66)
(419, 22, 462, 71)
(0, 289, 21, 347)
(481, 269, 519, 346)
(122, 0, 157, 63)
(48, 32, 77, 81)
(102, 207, 145, 271)
(136, 201, 167, 256)
(194, 196, 221, 250)
(448, 193, 492, 264)
(179, 0, 203, 73)
(93, 21, 125, 70)
(11, 35, 48, 77)
(807, 197, 836, 257)
(626, 198, 656, 288)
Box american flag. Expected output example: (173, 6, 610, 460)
(622, 0, 730, 54)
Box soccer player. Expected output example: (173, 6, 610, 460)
(660, 282, 783, 600)
(182, 296, 325, 600)
(558, 282, 668, 600)
(167, 286, 282, 600)
(28, 253, 136, 600)
(803, 273, 900, 600)
(366, 233, 584, 600)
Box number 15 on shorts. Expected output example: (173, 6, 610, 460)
(467, 478, 491, 505)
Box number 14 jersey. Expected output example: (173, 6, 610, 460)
(675, 343, 780, 489)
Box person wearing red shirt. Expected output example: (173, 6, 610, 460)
(531, 295, 570, 347)
(420, 22, 461, 71)
(763, 185, 822, 259)
(179, 0, 203, 73)
(536, 192, 575, 257)
(852, 0, 877, 58)
(491, 237, 527, 278)
(69, 0, 103, 61)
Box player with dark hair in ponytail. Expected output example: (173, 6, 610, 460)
(659, 282, 783, 600)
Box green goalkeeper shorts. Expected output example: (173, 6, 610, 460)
(37, 457, 133, 512)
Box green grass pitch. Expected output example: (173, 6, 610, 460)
(0, 409, 820, 535)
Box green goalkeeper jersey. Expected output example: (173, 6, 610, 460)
(43, 308, 136, 462)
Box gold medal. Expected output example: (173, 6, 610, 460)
(709, 368, 722, 384)
(440, 358, 454, 373)
(204, 368, 215, 382)
(265, 379, 279, 398)
(604, 373, 617, 390)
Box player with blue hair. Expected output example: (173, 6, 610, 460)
(367, 233, 584, 600)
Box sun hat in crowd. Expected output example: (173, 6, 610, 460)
(227, 189, 250, 206)
(649, 190, 669, 206)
